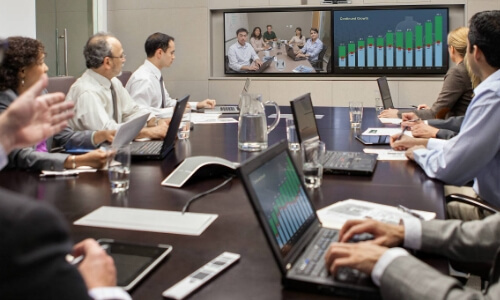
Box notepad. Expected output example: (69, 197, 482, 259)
(74, 206, 217, 236)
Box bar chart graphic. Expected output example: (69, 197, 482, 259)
(334, 8, 448, 74)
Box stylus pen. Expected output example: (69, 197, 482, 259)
(398, 205, 425, 220)
(406, 118, 421, 123)
(396, 126, 409, 141)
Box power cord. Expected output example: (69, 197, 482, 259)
(181, 175, 236, 214)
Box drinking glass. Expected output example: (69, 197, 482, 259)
(349, 101, 363, 129)
(301, 140, 325, 189)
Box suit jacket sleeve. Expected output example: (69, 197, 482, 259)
(7, 147, 69, 171)
(0, 189, 90, 299)
(52, 126, 95, 150)
(427, 116, 464, 132)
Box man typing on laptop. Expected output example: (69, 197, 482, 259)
(227, 28, 263, 72)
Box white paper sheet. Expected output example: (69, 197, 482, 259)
(41, 168, 98, 176)
(378, 118, 402, 124)
(268, 113, 324, 119)
(363, 148, 408, 161)
(362, 128, 413, 137)
(190, 113, 238, 124)
(74, 206, 218, 236)
(317, 199, 436, 230)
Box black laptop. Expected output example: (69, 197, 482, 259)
(290, 93, 378, 176)
(130, 95, 189, 160)
(286, 44, 307, 61)
(240, 57, 274, 73)
(238, 141, 380, 298)
(376, 77, 395, 109)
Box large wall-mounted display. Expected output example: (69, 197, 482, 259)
(222, 6, 450, 77)
(333, 8, 449, 75)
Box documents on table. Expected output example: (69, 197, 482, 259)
(40, 168, 97, 177)
(363, 148, 408, 161)
(378, 117, 402, 124)
(74, 206, 218, 236)
(316, 199, 436, 230)
(190, 113, 238, 124)
(362, 127, 413, 137)
(268, 113, 324, 119)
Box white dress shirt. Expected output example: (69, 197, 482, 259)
(66, 69, 152, 131)
(0, 143, 7, 170)
(301, 38, 324, 61)
(227, 42, 260, 71)
(89, 287, 131, 300)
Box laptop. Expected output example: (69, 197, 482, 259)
(376, 77, 395, 109)
(130, 95, 189, 160)
(286, 44, 307, 61)
(237, 141, 380, 298)
(202, 78, 250, 114)
(290, 93, 378, 176)
(111, 113, 150, 148)
(240, 56, 274, 73)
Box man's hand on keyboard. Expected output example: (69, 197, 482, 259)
(324, 242, 387, 276)
(338, 219, 405, 247)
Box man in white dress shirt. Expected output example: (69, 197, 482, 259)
(126, 32, 215, 115)
(66, 33, 167, 139)
(227, 28, 263, 72)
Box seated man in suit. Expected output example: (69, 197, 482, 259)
(227, 28, 263, 72)
(400, 112, 463, 139)
(390, 10, 500, 221)
(0, 73, 130, 299)
(126, 32, 215, 116)
(66, 33, 167, 139)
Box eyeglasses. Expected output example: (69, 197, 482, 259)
(108, 53, 126, 60)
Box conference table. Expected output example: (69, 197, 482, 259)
(257, 42, 316, 73)
(0, 107, 447, 300)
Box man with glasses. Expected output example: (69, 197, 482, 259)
(67, 33, 167, 139)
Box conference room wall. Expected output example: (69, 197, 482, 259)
(107, 0, 499, 107)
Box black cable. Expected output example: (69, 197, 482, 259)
(181, 175, 235, 214)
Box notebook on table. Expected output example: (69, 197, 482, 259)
(202, 78, 250, 114)
(290, 93, 378, 176)
(237, 141, 379, 298)
(130, 95, 189, 160)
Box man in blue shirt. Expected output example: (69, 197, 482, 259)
(295, 28, 323, 61)
(227, 28, 263, 72)
(390, 10, 500, 221)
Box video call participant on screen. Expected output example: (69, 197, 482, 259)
(228, 28, 263, 72)
(380, 27, 474, 120)
(250, 27, 266, 52)
(289, 27, 306, 47)
(390, 11, 500, 221)
(126, 32, 215, 115)
(295, 28, 323, 61)
(67, 33, 168, 139)
(0, 48, 130, 298)
(0, 36, 112, 171)
(263, 25, 277, 43)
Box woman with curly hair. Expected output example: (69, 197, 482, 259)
(0, 36, 113, 171)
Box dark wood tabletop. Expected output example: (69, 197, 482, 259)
(0, 107, 447, 300)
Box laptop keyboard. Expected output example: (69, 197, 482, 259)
(218, 106, 238, 112)
(131, 141, 162, 154)
(323, 151, 355, 169)
(296, 228, 363, 283)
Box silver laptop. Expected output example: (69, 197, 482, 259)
(238, 141, 379, 298)
(203, 78, 250, 114)
(290, 93, 378, 176)
(111, 113, 150, 148)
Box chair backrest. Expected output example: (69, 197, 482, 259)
(318, 45, 327, 62)
(47, 76, 76, 95)
(116, 71, 132, 87)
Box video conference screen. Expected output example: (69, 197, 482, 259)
(332, 8, 449, 75)
(223, 7, 449, 76)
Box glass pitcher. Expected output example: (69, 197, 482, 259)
(238, 93, 280, 151)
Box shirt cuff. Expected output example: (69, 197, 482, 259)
(0, 142, 7, 170)
(90, 131, 97, 147)
(371, 248, 409, 286)
(402, 218, 422, 250)
(426, 138, 446, 150)
(88, 287, 131, 300)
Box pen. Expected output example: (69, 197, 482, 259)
(406, 118, 421, 123)
(398, 205, 425, 220)
(39, 173, 78, 178)
(68, 244, 109, 265)
(410, 105, 418, 108)
(396, 126, 409, 141)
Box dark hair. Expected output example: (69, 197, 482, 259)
(310, 27, 319, 34)
(83, 32, 113, 69)
(0, 36, 44, 91)
(468, 11, 500, 68)
(145, 32, 175, 58)
(251, 27, 262, 40)
(267, 25, 272, 29)
(236, 28, 248, 36)
(296, 27, 303, 39)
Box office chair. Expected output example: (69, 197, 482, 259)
(225, 55, 236, 73)
(311, 45, 327, 73)
(446, 193, 499, 289)
(116, 71, 132, 87)
(47, 76, 76, 95)
(326, 55, 332, 73)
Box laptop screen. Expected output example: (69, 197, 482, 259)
(247, 149, 316, 257)
(376, 77, 394, 109)
(290, 93, 320, 143)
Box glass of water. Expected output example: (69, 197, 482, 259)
(178, 107, 191, 139)
(375, 97, 384, 115)
(286, 118, 300, 151)
(107, 144, 131, 193)
(349, 101, 363, 129)
(276, 59, 285, 71)
(301, 140, 325, 189)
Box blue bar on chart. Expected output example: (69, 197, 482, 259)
(396, 31, 404, 67)
(348, 42, 356, 67)
(405, 30, 413, 67)
(358, 39, 365, 67)
(435, 14, 443, 67)
(425, 20, 433, 67)
(338, 44, 346, 67)
(386, 31, 394, 67)
(367, 36, 375, 67)
(376, 36, 384, 67)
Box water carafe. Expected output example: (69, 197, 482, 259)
(238, 93, 280, 151)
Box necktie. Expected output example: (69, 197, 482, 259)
(110, 83, 119, 122)
(159, 75, 166, 108)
